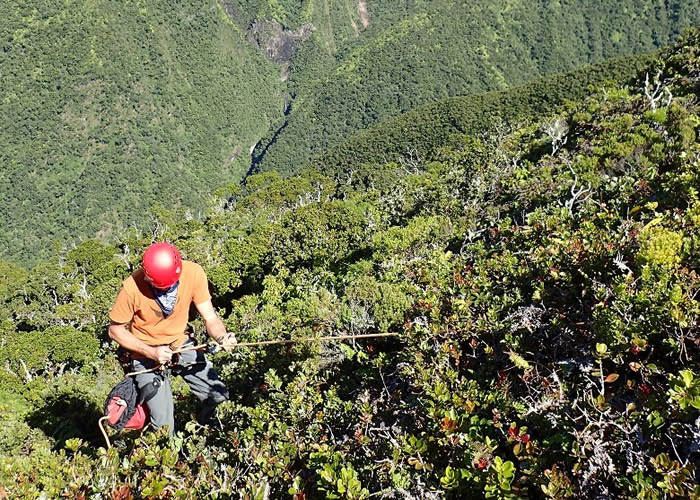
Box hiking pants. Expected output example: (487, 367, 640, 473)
(131, 340, 228, 434)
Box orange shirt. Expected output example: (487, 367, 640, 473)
(109, 260, 212, 347)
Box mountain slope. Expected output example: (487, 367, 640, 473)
(1, 30, 700, 498)
(225, 0, 428, 56)
(0, 0, 283, 265)
(307, 53, 653, 179)
(252, 0, 700, 176)
(3, 1, 698, 265)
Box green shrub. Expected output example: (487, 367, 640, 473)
(636, 226, 684, 268)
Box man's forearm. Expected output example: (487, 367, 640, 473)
(108, 323, 156, 359)
(204, 316, 228, 342)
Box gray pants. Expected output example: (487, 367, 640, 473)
(131, 340, 228, 434)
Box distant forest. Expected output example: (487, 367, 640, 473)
(1, 0, 699, 267)
(0, 0, 282, 265)
(251, 0, 700, 176)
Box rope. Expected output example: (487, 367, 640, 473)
(125, 366, 161, 377)
(124, 332, 400, 377)
(98, 416, 111, 449)
(99, 415, 152, 449)
(181, 332, 400, 351)
(235, 331, 400, 347)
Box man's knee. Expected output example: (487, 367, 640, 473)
(135, 372, 174, 432)
(147, 404, 174, 430)
(182, 359, 228, 400)
(208, 380, 229, 404)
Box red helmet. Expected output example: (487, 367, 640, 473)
(142, 242, 182, 289)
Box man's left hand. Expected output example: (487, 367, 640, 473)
(217, 332, 238, 352)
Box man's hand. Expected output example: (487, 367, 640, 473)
(217, 332, 238, 352)
(151, 346, 173, 365)
(196, 300, 236, 351)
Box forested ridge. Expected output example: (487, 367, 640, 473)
(1, 31, 700, 498)
(306, 53, 653, 180)
(251, 0, 700, 176)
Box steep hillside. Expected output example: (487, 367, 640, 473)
(3, 1, 698, 265)
(0, 0, 283, 265)
(308, 53, 653, 180)
(252, 0, 700, 176)
(222, 1, 436, 94)
(1, 31, 700, 498)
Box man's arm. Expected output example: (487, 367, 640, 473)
(108, 322, 172, 364)
(195, 300, 237, 350)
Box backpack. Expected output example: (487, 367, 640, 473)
(103, 376, 160, 431)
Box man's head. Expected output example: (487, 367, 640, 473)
(142, 242, 182, 289)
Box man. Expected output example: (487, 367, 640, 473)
(108, 242, 236, 433)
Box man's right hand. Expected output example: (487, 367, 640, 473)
(151, 346, 173, 365)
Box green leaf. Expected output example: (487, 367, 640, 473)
(502, 461, 515, 476)
(644, 216, 664, 228)
(339, 343, 357, 360)
(681, 370, 694, 387)
(508, 351, 531, 370)
(64, 438, 83, 453)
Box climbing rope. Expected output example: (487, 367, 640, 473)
(124, 332, 400, 377)
(99, 416, 151, 450)
(98, 416, 112, 449)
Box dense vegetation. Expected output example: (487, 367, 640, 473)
(0, 0, 283, 265)
(1, 31, 700, 498)
(226, 0, 429, 58)
(307, 53, 653, 180)
(251, 0, 700, 176)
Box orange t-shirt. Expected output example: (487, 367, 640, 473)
(109, 260, 212, 347)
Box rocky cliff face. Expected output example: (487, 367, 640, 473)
(217, 1, 313, 67)
(248, 20, 314, 64)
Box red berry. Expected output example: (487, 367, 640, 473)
(520, 434, 530, 443)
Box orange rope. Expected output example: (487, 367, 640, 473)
(180, 332, 400, 351)
(124, 332, 400, 377)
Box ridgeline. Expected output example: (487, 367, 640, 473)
(251, 0, 700, 176)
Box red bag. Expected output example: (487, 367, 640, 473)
(103, 377, 158, 431)
(105, 395, 149, 430)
